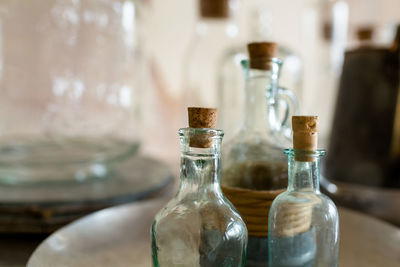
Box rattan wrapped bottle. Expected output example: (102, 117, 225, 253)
(151, 107, 247, 267)
(268, 116, 339, 266)
(221, 42, 298, 266)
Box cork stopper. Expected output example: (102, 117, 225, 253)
(292, 116, 318, 161)
(247, 42, 277, 70)
(199, 0, 229, 19)
(188, 107, 217, 148)
(357, 27, 374, 42)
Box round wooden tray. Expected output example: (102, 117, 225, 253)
(0, 156, 173, 233)
(27, 199, 400, 267)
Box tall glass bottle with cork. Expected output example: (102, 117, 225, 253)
(221, 42, 298, 266)
(151, 107, 247, 267)
(183, 0, 240, 111)
(268, 116, 339, 266)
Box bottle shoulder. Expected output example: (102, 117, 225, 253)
(273, 191, 335, 203)
(153, 196, 246, 228)
(271, 191, 338, 217)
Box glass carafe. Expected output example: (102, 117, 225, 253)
(151, 127, 247, 267)
(221, 56, 297, 267)
(222, 58, 298, 191)
(268, 149, 339, 266)
(182, 0, 240, 111)
(0, 0, 141, 184)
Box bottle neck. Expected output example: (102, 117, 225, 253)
(195, 18, 238, 38)
(177, 128, 223, 199)
(179, 151, 222, 197)
(242, 63, 280, 133)
(286, 150, 325, 193)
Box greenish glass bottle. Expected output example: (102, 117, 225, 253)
(268, 116, 339, 267)
(151, 127, 247, 267)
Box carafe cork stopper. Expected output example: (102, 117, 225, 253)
(248, 42, 277, 70)
(188, 107, 217, 148)
(292, 116, 318, 161)
(200, 0, 229, 19)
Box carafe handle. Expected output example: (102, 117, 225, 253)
(278, 87, 299, 141)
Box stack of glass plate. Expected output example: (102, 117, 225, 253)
(0, 156, 173, 233)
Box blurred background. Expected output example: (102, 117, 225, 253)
(0, 0, 399, 265)
(142, 0, 400, 224)
(142, 0, 400, 156)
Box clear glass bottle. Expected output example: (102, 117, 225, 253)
(183, 0, 240, 110)
(221, 44, 298, 266)
(222, 57, 298, 191)
(268, 149, 339, 266)
(151, 127, 247, 267)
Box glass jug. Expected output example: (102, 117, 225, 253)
(222, 58, 298, 191)
(0, 0, 142, 184)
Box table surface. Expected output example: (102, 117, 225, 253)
(27, 198, 400, 267)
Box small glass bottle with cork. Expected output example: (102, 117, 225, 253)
(151, 107, 247, 267)
(268, 116, 339, 267)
